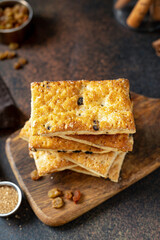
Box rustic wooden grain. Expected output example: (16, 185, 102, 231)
(5, 92, 160, 226)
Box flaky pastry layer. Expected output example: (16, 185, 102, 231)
(57, 134, 133, 152)
(59, 151, 117, 177)
(20, 120, 133, 152)
(31, 151, 75, 176)
(71, 152, 126, 181)
(108, 152, 126, 182)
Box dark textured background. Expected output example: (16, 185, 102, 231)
(0, 0, 160, 239)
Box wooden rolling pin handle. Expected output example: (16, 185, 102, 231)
(126, 0, 153, 28)
(150, 0, 160, 21)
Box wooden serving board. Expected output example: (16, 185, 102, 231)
(5, 93, 160, 226)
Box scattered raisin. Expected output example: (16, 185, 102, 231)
(7, 51, 16, 59)
(65, 191, 73, 200)
(93, 120, 99, 124)
(93, 125, 99, 131)
(0, 48, 27, 69)
(18, 57, 27, 65)
(0, 51, 8, 60)
(48, 188, 62, 198)
(52, 197, 64, 208)
(9, 42, 19, 50)
(77, 97, 83, 105)
(73, 190, 81, 204)
(57, 150, 66, 153)
(72, 150, 81, 153)
(93, 120, 99, 131)
(14, 62, 22, 69)
(30, 169, 41, 181)
(30, 147, 37, 152)
(85, 151, 93, 154)
(47, 126, 51, 130)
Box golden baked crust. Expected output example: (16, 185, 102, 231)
(20, 120, 133, 152)
(20, 121, 112, 153)
(58, 134, 133, 152)
(31, 79, 136, 136)
(29, 135, 107, 153)
(72, 152, 126, 180)
(19, 120, 30, 141)
(31, 151, 75, 176)
(20, 121, 127, 180)
(108, 152, 126, 182)
(59, 151, 117, 177)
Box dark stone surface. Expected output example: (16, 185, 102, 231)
(0, 75, 22, 129)
(0, 0, 160, 239)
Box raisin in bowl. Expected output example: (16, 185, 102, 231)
(0, 0, 33, 44)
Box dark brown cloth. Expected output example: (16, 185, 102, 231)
(0, 75, 20, 129)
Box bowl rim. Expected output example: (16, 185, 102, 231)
(0, 0, 33, 33)
(0, 181, 22, 217)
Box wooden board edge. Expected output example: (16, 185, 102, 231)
(5, 137, 59, 226)
(5, 134, 160, 226)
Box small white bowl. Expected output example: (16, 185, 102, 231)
(0, 181, 22, 217)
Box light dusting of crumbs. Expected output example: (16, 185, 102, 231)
(19, 224, 22, 230)
(0, 186, 18, 214)
(15, 214, 20, 219)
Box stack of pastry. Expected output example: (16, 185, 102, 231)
(20, 79, 136, 182)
